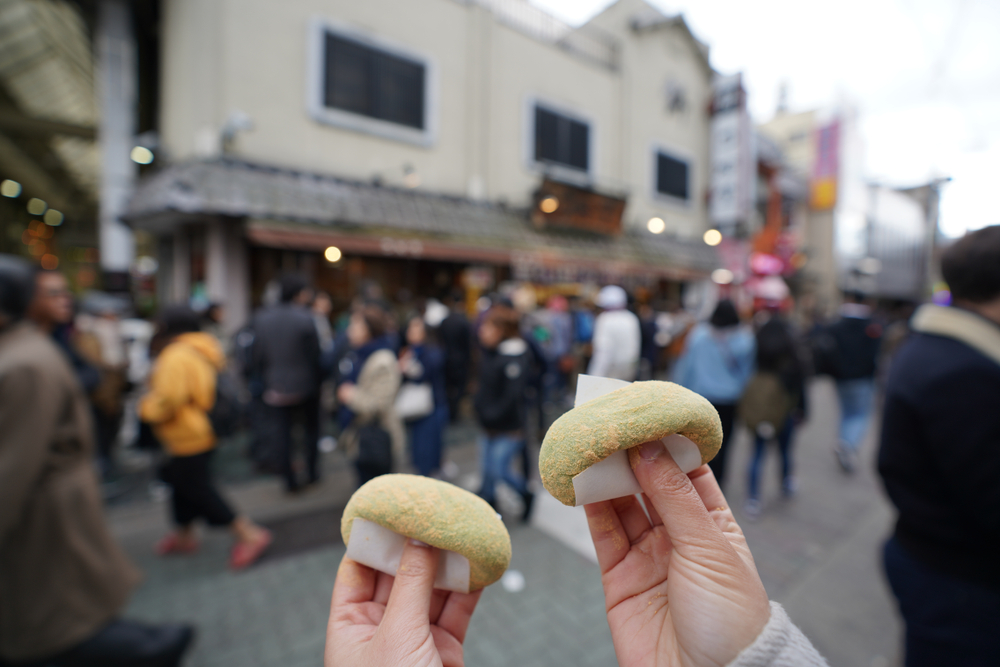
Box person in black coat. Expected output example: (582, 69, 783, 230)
(436, 289, 472, 422)
(474, 305, 534, 521)
(878, 225, 1000, 667)
(249, 274, 321, 492)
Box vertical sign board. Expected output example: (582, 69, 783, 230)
(710, 73, 753, 233)
(810, 120, 840, 210)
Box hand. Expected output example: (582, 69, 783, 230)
(337, 383, 356, 405)
(585, 441, 770, 667)
(326, 539, 483, 667)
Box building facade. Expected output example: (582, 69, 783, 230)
(127, 0, 720, 329)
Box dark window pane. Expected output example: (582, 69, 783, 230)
(657, 152, 689, 200)
(377, 52, 424, 129)
(568, 119, 589, 171)
(534, 105, 589, 172)
(324, 35, 372, 116)
(323, 32, 425, 130)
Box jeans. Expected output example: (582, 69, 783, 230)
(747, 417, 795, 501)
(478, 434, 527, 503)
(410, 405, 448, 477)
(836, 377, 875, 452)
(883, 537, 1000, 666)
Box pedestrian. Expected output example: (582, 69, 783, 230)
(26, 268, 101, 396)
(0, 255, 194, 667)
(337, 302, 404, 485)
(399, 315, 448, 477)
(673, 299, 755, 487)
(588, 285, 641, 381)
(74, 293, 130, 479)
(250, 273, 322, 492)
(474, 305, 535, 521)
(741, 313, 807, 520)
(539, 294, 574, 404)
(139, 305, 272, 569)
(878, 225, 1000, 666)
(826, 291, 882, 472)
(436, 289, 471, 422)
(326, 433, 828, 667)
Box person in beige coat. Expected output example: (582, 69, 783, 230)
(336, 303, 403, 485)
(0, 255, 193, 666)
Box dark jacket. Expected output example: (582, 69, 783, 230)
(437, 310, 471, 389)
(756, 316, 808, 418)
(251, 303, 321, 400)
(475, 337, 531, 433)
(403, 344, 447, 409)
(878, 305, 1000, 591)
(0, 323, 140, 661)
(827, 315, 882, 380)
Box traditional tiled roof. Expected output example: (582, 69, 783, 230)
(125, 158, 718, 277)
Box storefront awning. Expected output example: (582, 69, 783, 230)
(124, 158, 719, 281)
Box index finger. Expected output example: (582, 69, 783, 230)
(632, 441, 732, 552)
(332, 556, 377, 607)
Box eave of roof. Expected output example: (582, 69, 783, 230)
(125, 158, 718, 278)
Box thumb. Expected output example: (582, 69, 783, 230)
(633, 440, 731, 552)
(381, 539, 439, 630)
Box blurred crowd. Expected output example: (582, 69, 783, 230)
(2, 224, 1000, 666)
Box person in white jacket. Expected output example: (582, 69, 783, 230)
(587, 285, 642, 381)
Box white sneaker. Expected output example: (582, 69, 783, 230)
(743, 498, 762, 521)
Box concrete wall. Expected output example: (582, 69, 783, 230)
(159, 0, 713, 237)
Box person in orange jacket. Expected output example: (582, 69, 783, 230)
(139, 306, 271, 569)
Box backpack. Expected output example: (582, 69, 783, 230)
(739, 372, 794, 435)
(209, 370, 244, 439)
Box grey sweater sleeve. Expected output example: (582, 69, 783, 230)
(727, 602, 829, 667)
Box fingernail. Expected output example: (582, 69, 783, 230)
(639, 440, 664, 461)
(409, 538, 430, 548)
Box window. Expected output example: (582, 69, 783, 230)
(323, 32, 425, 130)
(534, 105, 589, 172)
(656, 151, 690, 201)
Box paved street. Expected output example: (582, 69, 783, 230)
(107, 377, 901, 667)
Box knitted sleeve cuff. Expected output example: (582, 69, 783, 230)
(727, 601, 829, 667)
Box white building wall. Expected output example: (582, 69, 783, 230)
(159, 0, 713, 238)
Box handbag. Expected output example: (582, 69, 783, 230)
(394, 382, 434, 421)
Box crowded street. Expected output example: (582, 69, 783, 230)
(2, 1, 999, 666)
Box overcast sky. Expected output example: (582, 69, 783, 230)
(531, 0, 1000, 237)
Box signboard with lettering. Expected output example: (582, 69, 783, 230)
(710, 73, 754, 231)
(532, 179, 626, 236)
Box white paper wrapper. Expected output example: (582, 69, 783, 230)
(570, 375, 703, 506)
(345, 518, 472, 593)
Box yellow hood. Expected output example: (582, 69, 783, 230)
(174, 332, 226, 370)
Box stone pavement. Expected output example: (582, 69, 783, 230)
(107, 377, 903, 667)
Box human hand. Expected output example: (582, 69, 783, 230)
(585, 441, 770, 667)
(325, 539, 483, 667)
(337, 383, 356, 405)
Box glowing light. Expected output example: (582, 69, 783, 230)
(402, 172, 421, 189)
(1, 179, 21, 198)
(703, 229, 722, 246)
(711, 268, 734, 285)
(539, 196, 559, 214)
(44, 209, 64, 226)
(130, 146, 154, 164)
(324, 246, 342, 263)
(40, 254, 59, 270)
(647, 217, 665, 234)
(27, 198, 47, 215)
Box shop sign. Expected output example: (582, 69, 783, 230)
(710, 73, 754, 230)
(379, 237, 424, 257)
